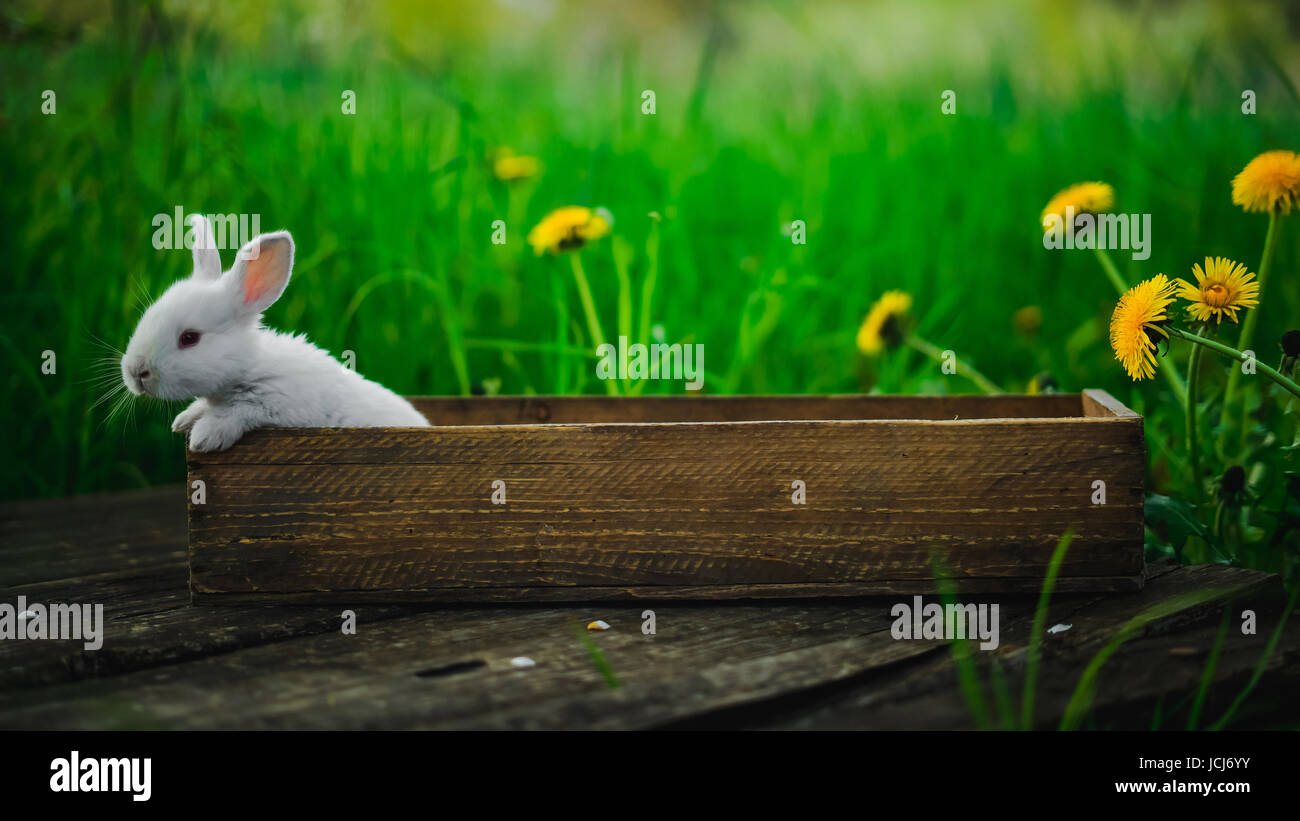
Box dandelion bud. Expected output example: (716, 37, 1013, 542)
(1280, 330, 1300, 375)
(1281, 330, 1300, 357)
(1219, 465, 1246, 497)
(1216, 466, 1248, 509)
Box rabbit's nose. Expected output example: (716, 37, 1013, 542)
(127, 360, 153, 388)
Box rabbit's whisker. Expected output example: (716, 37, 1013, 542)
(92, 383, 126, 410)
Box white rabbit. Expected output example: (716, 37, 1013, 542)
(121, 214, 430, 452)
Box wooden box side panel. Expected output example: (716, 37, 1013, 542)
(188, 415, 1145, 599)
(1081, 389, 1140, 420)
(405, 394, 1087, 426)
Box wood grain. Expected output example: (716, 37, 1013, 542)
(403, 393, 1087, 426)
(4, 488, 1293, 731)
(3, 559, 1287, 731)
(0, 486, 186, 587)
(1081, 388, 1140, 420)
(187, 393, 1146, 602)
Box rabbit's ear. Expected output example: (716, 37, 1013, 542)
(189, 214, 223, 281)
(226, 231, 294, 315)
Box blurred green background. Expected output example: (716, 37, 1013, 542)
(2, 0, 1298, 508)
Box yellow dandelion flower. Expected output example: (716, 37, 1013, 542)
(856, 291, 912, 356)
(1109, 274, 1177, 381)
(1041, 182, 1115, 231)
(1231, 150, 1300, 215)
(527, 206, 613, 255)
(1027, 371, 1058, 395)
(493, 149, 541, 182)
(1176, 257, 1259, 324)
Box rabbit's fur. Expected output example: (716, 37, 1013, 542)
(122, 215, 429, 452)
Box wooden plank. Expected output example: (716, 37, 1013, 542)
(0, 561, 415, 688)
(729, 563, 1290, 730)
(197, 558, 1175, 604)
(5, 486, 1286, 732)
(188, 415, 1137, 467)
(406, 393, 1087, 425)
(0, 486, 429, 689)
(0, 563, 1279, 731)
(189, 415, 1144, 598)
(1082, 388, 1140, 420)
(0, 486, 185, 587)
(193, 574, 1143, 604)
(0, 599, 1009, 730)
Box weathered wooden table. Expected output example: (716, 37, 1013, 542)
(2, 486, 1296, 730)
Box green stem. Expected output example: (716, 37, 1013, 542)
(570, 253, 618, 396)
(613, 244, 633, 394)
(637, 218, 661, 349)
(1186, 327, 1205, 505)
(550, 267, 571, 393)
(905, 335, 1001, 395)
(1225, 210, 1283, 451)
(1096, 247, 1187, 405)
(1093, 246, 1129, 296)
(1168, 326, 1300, 401)
(1021, 531, 1074, 730)
(631, 219, 661, 398)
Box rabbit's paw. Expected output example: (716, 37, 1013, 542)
(172, 399, 209, 433)
(188, 414, 249, 452)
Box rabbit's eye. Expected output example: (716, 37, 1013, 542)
(178, 330, 201, 348)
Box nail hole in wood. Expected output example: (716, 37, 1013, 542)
(414, 660, 486, 679)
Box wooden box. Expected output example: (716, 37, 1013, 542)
(187, 391, 1145, 603)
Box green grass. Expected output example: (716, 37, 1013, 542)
(1021, 529, 1074, 729)
(942, 532, 1290, 730)
(3, 1, 1299, 581)
(1207, 585, 1298, 730)
(573, 620, 621, 690)
(1057, 586, 1227, 730)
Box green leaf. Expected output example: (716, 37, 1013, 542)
(1144, 493, 1209, 551)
